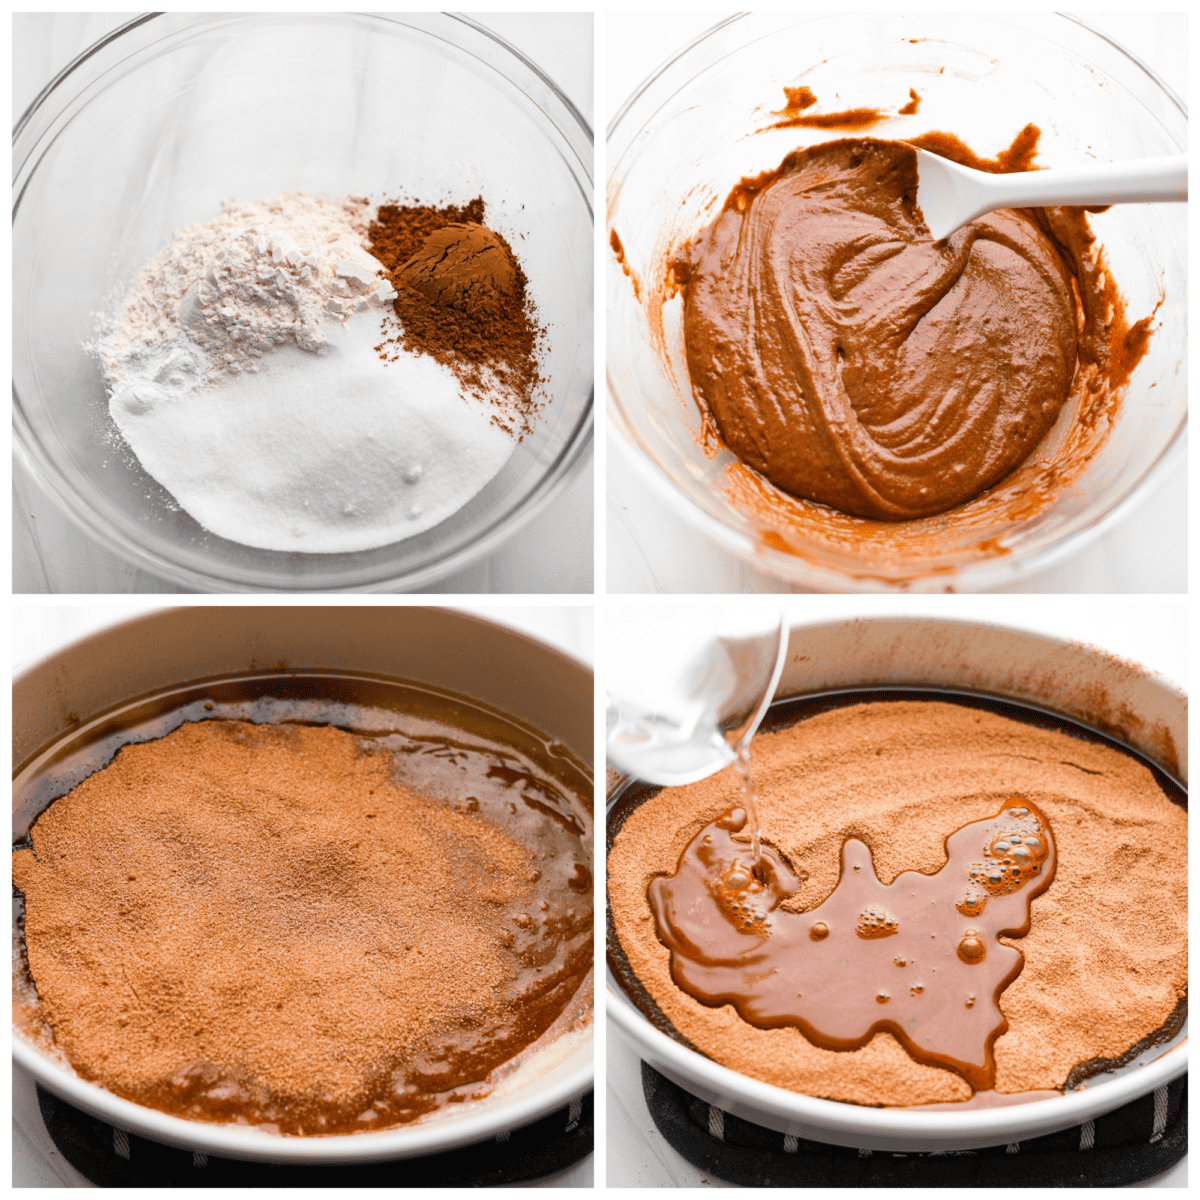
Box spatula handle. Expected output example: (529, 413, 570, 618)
(989, 154, 1187, 211)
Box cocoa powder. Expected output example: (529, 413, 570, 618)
(14, 719, 592, 1135)
(608, 700, 1187, 1106)
(368, 198, 544, 439)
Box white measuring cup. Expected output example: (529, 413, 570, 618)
(606, 607, 788, 786)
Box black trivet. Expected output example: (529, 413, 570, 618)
(641, 1063, 1185, 1187)
(35, 1084, 592, 1187)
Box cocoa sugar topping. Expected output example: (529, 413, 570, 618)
(14, 715, 592, 1135)
(368, 198, 543, 439)
(608, 696, 1187, 1108)
(649, 797, 1055, 1092)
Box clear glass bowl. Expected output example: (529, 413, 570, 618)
(14, 13, 593, 592)
(606, 13, 1186, 592)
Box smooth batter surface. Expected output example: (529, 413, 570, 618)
(677, 138, 1081, 520)
(608, 701, 1187, 1106)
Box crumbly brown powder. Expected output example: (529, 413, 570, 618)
(368, 198, 544, 439)
(608, 701, 1187, 1105)
(14, 720, 585, 1133)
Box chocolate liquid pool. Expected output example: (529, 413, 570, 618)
(14, 673, 592, 1136)
(608, 691, 1185, 1108)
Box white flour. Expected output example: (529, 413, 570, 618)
(97, 194, 519, 554)
(101, 194, 393, 396)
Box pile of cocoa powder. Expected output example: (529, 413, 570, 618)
(368, 198, 544, 439)
(14, 720, 592, 1135)
(608, 701, 1187, 1106)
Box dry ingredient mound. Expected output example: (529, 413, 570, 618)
(400, 222, 518, 315)
(369, 198, 544, 439)
(607, 701, 1187, 1107)
(94, 191, 530, 554)
(100, 193, 393, 399)
(13, 721, 590, 1135)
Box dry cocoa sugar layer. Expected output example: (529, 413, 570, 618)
(608, 701, 1187, 1106)
(14, 720, 591, 1133)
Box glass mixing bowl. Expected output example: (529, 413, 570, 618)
(606, 13, 1186, 592)
(14, 13, 593, 592)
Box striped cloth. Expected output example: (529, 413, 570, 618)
(641, 1063, 1185, 1187)
(35, 1085, 592, 1187)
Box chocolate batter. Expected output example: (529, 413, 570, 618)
(677, 137, 1082, 519)
(13, 677, 592, 1136)
(608, 697, 1186, 1107)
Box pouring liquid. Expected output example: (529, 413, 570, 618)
(606, 610, 788, 789)
(729, 741, 764, 880)
(608, 686, 1188, 1106)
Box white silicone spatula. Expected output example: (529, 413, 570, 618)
(910, 148, 1188, 242)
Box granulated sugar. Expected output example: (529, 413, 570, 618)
(96, 192, 530, 553)
(110, 312, 515, 553)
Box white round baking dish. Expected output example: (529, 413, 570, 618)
(14, 606, 593, 1164)
(607, 615, 1186, 1152)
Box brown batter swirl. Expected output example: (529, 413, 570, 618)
(678, 137, 1084, 520)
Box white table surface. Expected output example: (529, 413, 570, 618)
(605, 596, 1187, 1187)
(605, 12, 1187, 595)
(12, 602, 594, 1187)
(13, 13, 594, 596)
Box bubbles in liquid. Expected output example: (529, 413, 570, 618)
(958, 798, 1050, 916)
(957, 931, 986, 963)
(717, 808, 748, 833)
(715, 858, 773, 932)
(723, 863, 755, 891)
(809, 921, 830, 941)
(876, 990, 890, 1004)
(856, 904, 899, 939)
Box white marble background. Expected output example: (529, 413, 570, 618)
(606, 13, 1187, 595)
(12, 603, 594, 1187)
(13, 13, 594, 595)
(605, 595, 1187, 1186)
